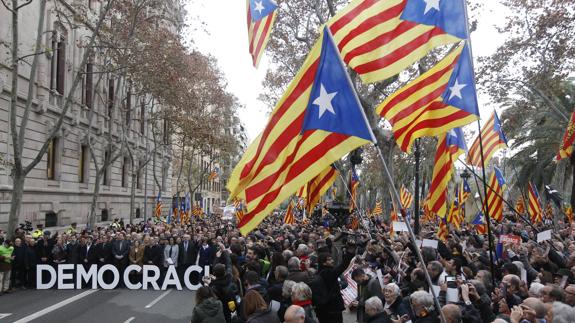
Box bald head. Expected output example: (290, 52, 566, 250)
(284, 305, 305, 323)
(565, 284, 575, 306)
(522, 297, 546, 319)
(441, 304, 461, 323)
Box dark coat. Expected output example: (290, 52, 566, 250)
(315, 250, 354, 314)
(65, 243, 81, 264)
(95, 242, 112, 265)
(35, 238, 53, 263)
(246, 309, 281, 323)
(79, 244, 98, 266)
(386, 296, 410, 318)
(367, 312, 390, 323)
(190, 297, 226, 323)
(198, 244, 215, 267)
(287, 269, 315, 284)
(112, 240, 131, 258)
(267, 281, 284, 302)
(179, 240, 199, 266)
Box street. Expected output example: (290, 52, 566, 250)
(0, 289, 357, 323)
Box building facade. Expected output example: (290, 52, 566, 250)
(0, 0, 180, 229)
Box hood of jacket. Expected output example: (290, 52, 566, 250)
(196, 297, 222, 317)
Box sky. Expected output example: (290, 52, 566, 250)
(184, 1, 509, 144)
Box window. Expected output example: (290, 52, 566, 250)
(79, 145, 89, 183)
(45, 212, 58, 227)
(47, 137, 58, 180)
(140, 100, 145, 134)
(135, 208, 141, 219)
(121, 157, 129, 188)
(83, 62, 93, 109)
(136, 161, 142, 190)
(125, 88, 131, 126)
(50, 32, 66, 95)
(101, 209, 109, 222)
(107, 78, 114, 119)
(102, 150, 109, 185)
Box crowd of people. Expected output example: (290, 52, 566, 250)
(1, 211, 575, 323)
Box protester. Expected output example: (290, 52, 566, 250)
(242, 290, 280, 323)
(190, 286, 226, 323)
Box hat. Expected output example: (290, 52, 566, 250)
(43, 230, 51, 236)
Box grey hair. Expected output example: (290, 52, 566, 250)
(282, 249, 294, 261)
(529, 282, 545, 297)
(282, 280, 296, 299)
(552, 302, 575, 323)
(287, 256, 301, 271)
(296, 244, 309, 256)
(411, 291, 434, 309)
(365, 296, 384, 313)
(385, 283, 400, 295)
(291, 282, 312, 302)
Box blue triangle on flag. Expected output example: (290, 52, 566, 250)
(401, 0, 468, 39)
(301, 27, 375, 142)
(471, 212, 484, 225)
(250, 0, 277, 21)
(441, 44, 480, 116)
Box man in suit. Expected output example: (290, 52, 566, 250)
(80, 236, 98, 269)
(112, 233, 131, 286)
(178, 234, 198, 282)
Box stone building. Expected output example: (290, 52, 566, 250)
(0, 0, 183, 230)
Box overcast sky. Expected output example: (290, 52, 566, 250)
(185, 1, 508, 143)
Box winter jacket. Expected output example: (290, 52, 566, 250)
(246, 309, 281, 323)
(190, 297, 226, 323)
(0, 244, 14, 271)
(314, 250, 355, 314)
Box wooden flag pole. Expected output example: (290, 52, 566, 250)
(375, 145, 446, 323)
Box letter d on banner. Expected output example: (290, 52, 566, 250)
(37, 265, 56, 289)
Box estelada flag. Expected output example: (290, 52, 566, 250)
(228, 27, 375, 235)
(557, 110, 575, 161)
(247, 0, 278, 68)
(327, 0, 468, 84)
(376, 43, 480, 153)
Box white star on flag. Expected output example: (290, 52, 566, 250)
(423, 0, 440, 14)
(448, 79, 467, 100)
(254, 1, 265, 15)
(313, 84, 337, 118)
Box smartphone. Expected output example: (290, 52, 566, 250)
(446, 276, 457, 289)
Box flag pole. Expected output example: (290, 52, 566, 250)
(375, 145, 446, 323)
(461, 0, 497, 287)
(414, 138, 421, 235)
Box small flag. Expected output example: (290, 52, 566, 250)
(372, 200, 383, 216)
(484, 167, 506, 222)
(349, 166, 360, 212)
(400, 185, 413, 210)
(429, 128, 467, 218)
(155, 192, 162, 218)
(527, 182, 543, 223)
(472, 211, 487, 234)
(557, 110, 575, 160)
(545, 201, 554, 220)
(283, 200, 295, 225)
(565, 205, 573, 224)
(247, 0, 278, 67)
(438, 216, 448, 242)
(467, 111, 508, 167)
(349, 214, 359, 231)
(515, 199, 525, 214)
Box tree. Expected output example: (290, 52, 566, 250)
(2, 0, 114, 237)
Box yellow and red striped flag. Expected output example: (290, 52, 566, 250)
(400, 185, 413, 210)
(484, 167, 506, 222)
(557, 110, 575, 160)
(283, 200, 295, 225)
(349, 167, 360, 212)
(467, 111, 508, 167)
(327, 0, 467, 84)
(438, 216, 448, 242)
(565, 205, 573, 224)
(349, 215, 360, 231)
(154, 192, 162, 218)
(527, 182, 543, 224)
(472, 212, 487, 235)
(376, 43, 479, 153)
(545, 201, 554, 220)
(372, 200, 383, 216)
(247, 0, 278, 68)
(429, 128, 466, 218)
(515, 199, 525, 215)
(227, 28, 375, 235)
(304, 165, 338, 213)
